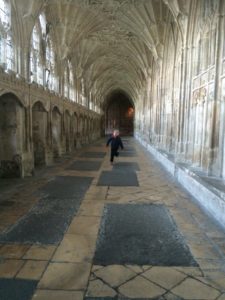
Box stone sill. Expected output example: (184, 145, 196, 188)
(136, 135, 225, 230)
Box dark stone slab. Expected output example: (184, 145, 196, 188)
(0, 200, 15, 207)
(0, 278, 38, 300)
(85, 297, 180, 300)
(80, 152, 106, 158)
(97, 171, 139, 186)
(85, 298, 113, 300)
(0, 159, 21, 178)
(93, 142, 105, 147)
(113, 162, 140, 171)
(119, 151, 137, 157)
(37, 176, 92, 199)
(123, 145, 136, 151)
(67, 161, 102, 171)
(0, 176, 93, 244)
(93, 204, 198, 266)
(85, 298, 165, 300)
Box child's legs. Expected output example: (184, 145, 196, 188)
(110, 149, 115, 162)
(111, 148, 118, 162)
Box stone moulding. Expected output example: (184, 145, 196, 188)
(0, 71, 100, 118)
(136, 135, 225, 230)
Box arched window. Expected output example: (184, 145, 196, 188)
(64, 61, 75, 101)
(89, 92, 93, 110)
(30, 14, 46, 84)
(0, 0, 9, 26)
(30, 13, 58, 91)
(69, 63, 75, 101)
(46, 39, 58, 91)
(81, 78, 86, 106)
(0, 0, 14, 71)
(64, 64, 69, 98)
(30, 24, 42, 83)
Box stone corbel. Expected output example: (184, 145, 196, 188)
(199, 87, 207, 104)
(192, 90, 199, 106)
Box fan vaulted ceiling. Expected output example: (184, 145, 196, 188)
(13, 0, 188, 104)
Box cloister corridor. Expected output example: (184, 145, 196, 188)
(1, 0, 225, 299)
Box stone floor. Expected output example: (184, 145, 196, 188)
(0, 138, 225, 300)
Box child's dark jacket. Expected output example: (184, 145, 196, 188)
(106, 136, 124, 150)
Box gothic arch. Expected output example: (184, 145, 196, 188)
(0, 93, 26, 177)
(32, 101, 47, 166)
(52, 106, 62, 158)
(64, 109, 71, 153)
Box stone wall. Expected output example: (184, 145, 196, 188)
(135, 0, 225, 179)
(0, 70, 102, 178)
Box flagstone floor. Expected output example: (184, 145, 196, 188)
(0, 138, 225, 300)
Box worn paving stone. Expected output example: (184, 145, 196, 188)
(91, 266, 105, 274)
(0, 244, 30, 259)
(196, 259, 225, 270)
(93, 265, 136, 287)
(78, 202, 104, 217)
(189, 244, 221, 259)
(84, 186, 108, 200)
(0, 278, 38, 300)
(171, 277, 221, 299)
(86, 279, 117, 297)
(173, 266, 203, 277)
(199, 270, 225, 292)
(118, 275, 165, 298)
(93, 204, 198, 266)
(67, 216, 100, 236)
(67, 161, 102, 171)
(97, 171, 139, 186)
(0, 259, 24, 278)
(163, 292, 184, 300)
(38, 262, 91, 290)
(126, 265, 144, 274)
(142, 267, 187, 290)
(23, 245, 56, 260)
(16, 260, 48, 280)
(52, 234, 96, 263)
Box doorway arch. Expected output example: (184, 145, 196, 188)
(32, 101, 47, 167)
(104, 90, 135, 136)
(52, 106, 62, 158)
(0, 93, 25, 177)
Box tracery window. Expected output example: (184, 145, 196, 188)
(30, 24, 42, 83)
(30, 13, 58, 91)
(64, 65, 69, 98)
(30, 14, 46, 84)
(46, 39, 58, 91)
(64, 61, 75, 101)
(69, 64, 75, 101)
(0, 0, 9, 27)
(0, 0, 14, 70)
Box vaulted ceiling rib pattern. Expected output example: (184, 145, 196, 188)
(13, 0, 186, 104)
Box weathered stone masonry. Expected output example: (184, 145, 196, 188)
(0, 71, 101, 178)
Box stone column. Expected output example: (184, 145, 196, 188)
(208, 2, 224, 176)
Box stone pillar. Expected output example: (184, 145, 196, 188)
(208, 3, 225, 176)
